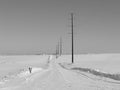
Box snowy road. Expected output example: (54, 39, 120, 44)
(0, 55, 120, 90)
(0, 55, 71, 90)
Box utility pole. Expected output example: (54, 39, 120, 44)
(71, 13, 74, 63)
(56, 43, 59, 58)
(57, 41, 60, 56)
(60, 37, 62, 56)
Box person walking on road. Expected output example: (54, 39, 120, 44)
(29, 67, 32, 73)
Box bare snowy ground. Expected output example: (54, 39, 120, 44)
(0, 55, 49, 77)
(0, 54, 120, 90)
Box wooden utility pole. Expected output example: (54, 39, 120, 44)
(56, 43, 59, 58)
(60, 37, 62, 56)
(71, 13, 74, 63)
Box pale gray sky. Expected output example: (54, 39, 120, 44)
(0, 0, 120, 54)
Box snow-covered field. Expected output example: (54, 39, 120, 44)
(0, 54, 120, 90)
(58, 54, 120, 73)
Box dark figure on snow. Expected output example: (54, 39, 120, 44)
(29, 67, 32, 73)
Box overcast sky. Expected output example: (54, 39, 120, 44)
(0, 0, 120, 54)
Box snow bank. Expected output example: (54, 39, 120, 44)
(18, 67, 43, 77)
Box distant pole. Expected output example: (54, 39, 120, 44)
(57, 41, 59, 56)
(71, 13, 74, 63)
(60, 37, 62, 56)
(56, 44, 58, 58)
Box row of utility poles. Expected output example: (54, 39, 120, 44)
(55, 13, 74, 64)
(55, 37, 62, 58)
